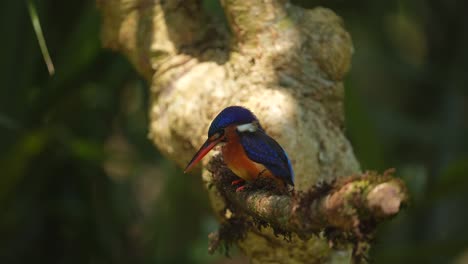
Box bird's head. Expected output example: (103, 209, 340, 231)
(184, 106, 262, 173)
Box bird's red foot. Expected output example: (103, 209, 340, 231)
(235, 185, 246, 192)
(231, 179, 245, 186)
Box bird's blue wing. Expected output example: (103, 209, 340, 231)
(239, 130, 294, 185)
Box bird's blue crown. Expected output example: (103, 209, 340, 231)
(208, 106, 260, 137)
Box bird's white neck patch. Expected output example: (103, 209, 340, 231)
(237, 123, 257, 133)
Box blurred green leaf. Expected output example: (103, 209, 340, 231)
(431, 157, 468, 199)
(27, 0, 54, 75)
(345, 82, 386, 170)
(0, 131, 47, 204)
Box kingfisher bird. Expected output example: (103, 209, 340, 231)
(184, 106, 294, 191)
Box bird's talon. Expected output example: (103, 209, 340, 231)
(235, 185, 246, 192)
(231, 179, 245, 186)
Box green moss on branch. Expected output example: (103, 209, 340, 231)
(208, 156, 408, 256)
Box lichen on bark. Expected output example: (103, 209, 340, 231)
(97, 1, 407, 263)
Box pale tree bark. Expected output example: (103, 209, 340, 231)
(97, 1, 407, 263)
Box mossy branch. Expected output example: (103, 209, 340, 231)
(208, 156, 408, 255)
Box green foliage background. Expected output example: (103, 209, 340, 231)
(1, 0, 467, 263)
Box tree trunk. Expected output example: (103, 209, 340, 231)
(97, 1, 407, 263)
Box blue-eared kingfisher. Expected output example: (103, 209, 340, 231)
(184, 106, 294, 191)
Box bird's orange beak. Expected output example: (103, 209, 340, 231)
(184, 136, 223, 173)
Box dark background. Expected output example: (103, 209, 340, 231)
(1, 0, 467, 263)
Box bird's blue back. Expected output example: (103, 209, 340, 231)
(239, 130, 294, 186)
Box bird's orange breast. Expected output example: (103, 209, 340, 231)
(221, 126, 271, 181)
